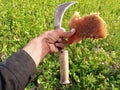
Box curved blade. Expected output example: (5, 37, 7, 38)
(54, 2, 77, 30)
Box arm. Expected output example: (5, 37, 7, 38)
(0, 29, 75, 90)
(0, 49, 36, 90)
(23, 29, 75, 67)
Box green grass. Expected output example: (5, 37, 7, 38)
(0, 0, 120, 90)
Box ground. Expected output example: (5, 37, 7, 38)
(0, 0, 120, 90)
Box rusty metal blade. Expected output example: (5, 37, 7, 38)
(54, 2, 77, 30)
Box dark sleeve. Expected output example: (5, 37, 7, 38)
(0, 49, 36, 90)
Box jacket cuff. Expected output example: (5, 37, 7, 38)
(2, 49, 36, 89)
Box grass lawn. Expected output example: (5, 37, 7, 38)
(0, 0, 120, 90)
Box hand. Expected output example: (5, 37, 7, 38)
(41, 29, 75, 53)
(23, 29, 75, 67)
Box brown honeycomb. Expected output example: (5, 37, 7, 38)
(68, 12, 107, 44)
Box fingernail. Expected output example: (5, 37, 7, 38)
(71, 28, 75, 32)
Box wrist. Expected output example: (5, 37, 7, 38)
(23, 36, 49, 67)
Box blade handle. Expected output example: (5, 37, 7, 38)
(54, 28, 69, 84)
(59, 50, 70, 84)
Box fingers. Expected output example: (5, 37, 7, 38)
(55, 43, 65, 49)
(49, 44, 59, 53)
(56, 28, 76, 38)
(57, 38, 67, 44)
(48, 39, 67, 53)
(49, 42, 66, 53)
(39, 29, 75, 54)
(44, 28, 75, 44)
(45, 31, 59, 43)
(62, 28, 76, 38)
(55, 38, 67, 50)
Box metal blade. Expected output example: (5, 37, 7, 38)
(54, 2, 77, 30)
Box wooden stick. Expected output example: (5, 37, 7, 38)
(59, 50, 70, 84)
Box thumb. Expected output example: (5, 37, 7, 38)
(61, 28, 76, 38)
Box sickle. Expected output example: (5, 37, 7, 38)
(54, 2, 77, 84)
(54, 2, 77, 30)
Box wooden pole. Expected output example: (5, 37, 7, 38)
(59, 50, 70, 84)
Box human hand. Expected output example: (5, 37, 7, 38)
(23, 29, 75, 67)
(40, 29, 75, 53)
